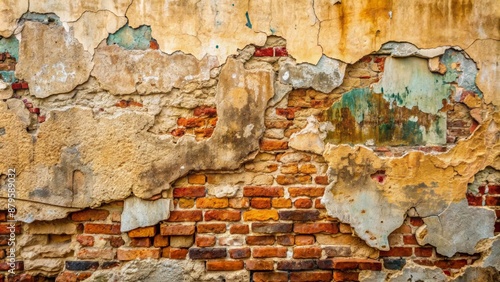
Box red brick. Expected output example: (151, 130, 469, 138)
(173, 186, 205, 198)
(414, 247, 433, 257)
(409, 217, 424, 226)
(466, 193, 483, 206)
(333, 271, 359, 281)
(295, 235, 314, 245)
(253, 247, 287, 258)
(315, 176, 329, 185)
(130, 238, 151, 247)
(128, 226, 156, 238)
(403, 235, 418, 245)
(197, 223, 226, 233)
(196, 235, 216, 247)
(71, 209, 109, 221)
(485, 196, 500, 206)
(244, 186, 284, 197)
(206, 260, 244, 271)
(153, 235, 169, 247)
(488, 184, 500, 194)
(108, 236, 125, 248)
(77, 248, 115, 260)
(189, 248, 227, 259)
(277, 235, 295, 246)
(245, 260, 274, 270)
(253, 272, 289, 282)
(167, 211, 203, 222)
(230, 224, 250, 234)
(171, 128, 186, 137)
(260, 139, 288, 151)
(434, 259, 468, 269)
(277, 260, 317, 271)
(76, 235, 94, 247)
(252, 223, 293, 233)
(379, 247, 413, 257)
(117, 248, 160, 260)
(193, 106, 217, 117)
(84, 223, 120, 235)
(177, 117, 205, 128)
(290, 271, 332, 282)
(229, 248, 251, 259)
(204, 210, 241, 221)
(289, 187, 325, 197)
(293, 246, 322, 258)
(56, 272, 77, 282)
(169, 248, 188, 259)
(274, 47, 288, 57)
(251, 197, 272, 209)
(329, 258, 382, 271)
(246, 235, 275, 245)
(315, 198, 325, 209)
(294, 223, 339, 234)
(294, 198, 313, 209)
(279, 210, 320, 221)
(276, 107, 299, 119)
(160, 224, 196, 236)
(254, 47, 274, 57)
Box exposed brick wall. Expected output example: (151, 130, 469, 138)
(0, 52, 492, 282)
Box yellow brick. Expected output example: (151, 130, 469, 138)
(188, 174, 206, 184)
(272, 198, 292, 208)
(178, 198, 194, 209)
(299, 163, 317, 174)
(196, 198, 228, 209)
(243, 210, 279, 221)
(281, 163, 298, 174)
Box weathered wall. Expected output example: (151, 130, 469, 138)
(0, 0, 499, 281)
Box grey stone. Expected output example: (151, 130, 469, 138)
(279, 55, 347, 93)
(121, 197, 172, 232)
(389, 262, 448, 282)
(416, 200, 495, 257)
(451, 266, 500, 282)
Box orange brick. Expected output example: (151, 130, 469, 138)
(205, 210, 241, 221)
(276, 175, 294, 185)
(169, 248, 188, 259)
(294, 223, 338, 234)
(71, 209, 109, 221)
(161, 247, 171, 258)
(299, 164, 317, 174)
(229, 198, 250, 208)
(188, 174, 206, 184)
(251, 198, 271, 209)
(294, 198, 313, 209)
(272, 198, 292, 208)
(315, 176, 329, 185)
(161, 224, 195, 235)
(76, 235, 94, 247)
(246, 235, 276, 245)
(244, 186, 284, 197)
(196, 235, 216, 247)
(245, 260, 274, 270)
(295, 235, 314, 245)
(291, 271, 332, 282)
(253, 247, 287, 258)
(281, 163, 298, 174)
(289, 187, 325, 197)
(167, 211, 203, 222)
(84, 224, 121, 235)
(77, 248, 115, 260)
(260, 139, 288, 151)
(117, 248, 160, 261)
(315, 198, 325, 209)
(153, 235, 169, 247)
(197, 223, 226, 233)
(293, 246, 322, 258)
(230, 224, 250, 234)
(243, 210, 279, 221)
(178, 198, 195, 208)
(130, 238, 151, 247)
(207, 260, 244, 271)
(333, 271, 358, 282)
(253, 272, 288, 282)
(196, 198, 228, 208)
(173, 186, 206, 198)
(277, 235, 295, 246)
(128, 226, 156, 238)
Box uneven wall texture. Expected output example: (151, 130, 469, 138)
(0, 0, 499, 281)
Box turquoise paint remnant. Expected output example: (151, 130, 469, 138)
(270, 28, 276, 34)
(372, 57, 451, 115)
(19, 12, 61, 26)
(215, 45, 219, 49)
(0, 71, 16, 83)
(0, 36, 19, 60)
(327, 87, 447, 146)
(107, 24, 152, 50)
(245, 12, 252, 29)
(440, 49, 482, 98)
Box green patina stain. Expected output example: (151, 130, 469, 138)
(0, 36, 19, 61)
(372, 56, 451, 115)
(0, 71, 16, 83)
(245, 12, 252, 29)
(20, 12, 61, 26)
(402, 120, 423, 145)
(107, 24, 152, 50)
(440, 49, 482, 97)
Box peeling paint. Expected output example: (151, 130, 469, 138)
(107, 24, 153, 50)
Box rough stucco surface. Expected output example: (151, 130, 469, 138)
(0, 0, 499, 280)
